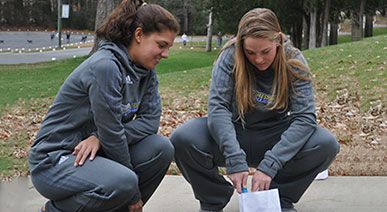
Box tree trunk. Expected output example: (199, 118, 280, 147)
(90, 0, 121, 55)
(315, 9, 323, 48)
(183, 10, 189, 34)
(321, 0, 330, 47)
(50, 0, 55, 12)
(205, 7, 213, 52)
(183, 0, 190, 34)
(57, 0, 62, 49)
(364, 14, 373, 37)
(302, 15, 310, 49)
(351, 0, 366, 41)
(291, 20, 303, 49)
(309, 7, 317, 49)
(329, 22, 338, 45)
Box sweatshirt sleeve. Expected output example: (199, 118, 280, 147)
(124, 71, 161, 144)
(257, 51, 317, 178)
(207, 47, 249, 174)
(86, 59, 132, 169)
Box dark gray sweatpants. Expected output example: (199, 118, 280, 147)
(171, 117, 339, 211)
(29, 134, 174, 212)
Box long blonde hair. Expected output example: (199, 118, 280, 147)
(222, 8, 309, 122)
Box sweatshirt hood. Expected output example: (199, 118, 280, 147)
(98, 40, 150, 83)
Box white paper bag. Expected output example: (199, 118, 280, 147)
(239, 188, 281, 212)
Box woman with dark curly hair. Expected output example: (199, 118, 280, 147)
(29, 1, 179, 211)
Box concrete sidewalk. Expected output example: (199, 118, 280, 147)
(0, 176, 386, 212)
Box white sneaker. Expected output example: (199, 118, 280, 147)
(315, 169, 329, 180)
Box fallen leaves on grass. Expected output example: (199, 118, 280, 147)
(316, 88, 386, 176)
(0, 128, 11, 140)
(159, 95, 207, 137)
(0, 98, 48, 181)
(0, 87, 385, 180)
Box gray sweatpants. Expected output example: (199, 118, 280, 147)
(29, 134, 174, 212)
(171, 117, 339, 211)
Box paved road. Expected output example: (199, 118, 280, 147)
(0, 47, 92, 64)
(0, 31, 208, 64)
(0, 31, 93, 49)
(0, 31, 94, 64)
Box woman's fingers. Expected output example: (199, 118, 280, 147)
(74, 144, 89, 166)
(72, 135, 101, 166)
(90, 146, 98, 160)
(74, 144, 84, 166)
(264, 181, 270, 190)
(72, 145, 79, 155)
(252, 178, 258, 192)
(251, 170, 272, 191)
(78, 146, 90, 166)
(228, 171, 249, 194)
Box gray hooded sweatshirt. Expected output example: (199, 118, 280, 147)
(29, 41, 161, 171)
(207, 41, 317, 178)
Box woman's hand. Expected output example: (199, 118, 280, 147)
(129, 199, 143, 212)
(251, 170, 272, 192)
(228, 171, 249, 193)
(72, 135, 100, 166)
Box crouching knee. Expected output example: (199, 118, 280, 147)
(319, 128, 340, 160)
(112, 171, 139, 200)
(170, 118, 205, 152)
(151, 135, 175, 163)
(88, 171, 139, 211)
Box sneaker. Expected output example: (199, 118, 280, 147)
(315, 169, 329, 180)
(282, 208, 297, 212)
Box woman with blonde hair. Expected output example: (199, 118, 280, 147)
(29, 1, 179, 211)
(171, 8, 339, 212)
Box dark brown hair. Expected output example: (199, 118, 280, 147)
(96, 0, 180, 47)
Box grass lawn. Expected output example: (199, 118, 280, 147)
(0, 34, 386, 179)
(305, 34, 386, 110)
(0, 58, 84, 110)
(0, 47, 219, 111)
(338, 27, 387, 44)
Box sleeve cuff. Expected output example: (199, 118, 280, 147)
(257, 156, 282, 178)
(91, 131, 99, 138)
(225, 155, 249, 174)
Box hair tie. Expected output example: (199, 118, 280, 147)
(141, 2, 147, 7)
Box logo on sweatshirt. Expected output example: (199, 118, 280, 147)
(122, 102, 139, 116)
(125, 75, 133, 84)
(255, 90, 272, 105)
(58, 155, 69, 165)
